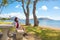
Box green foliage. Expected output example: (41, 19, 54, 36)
(0, 18, 10, 20)
(9, 27, 16, 32)
(0, 25, 60, 40)
(2, 0, 8, 6)
(25, 26, 60, 40)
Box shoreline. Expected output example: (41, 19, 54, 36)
(0, 22, 60, 31)
(39, 25, 60, 31)
(22, 24, 60, 31)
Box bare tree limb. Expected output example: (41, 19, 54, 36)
(22, 0, 27, 16)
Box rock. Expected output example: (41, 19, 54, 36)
(16, 32, 23, 40)
(0, 33, 3, 40)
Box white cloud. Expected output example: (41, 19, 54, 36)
(36, 11, 38, 14)
(40, 16, 54, 19)
(29, 14, 33, 19)
(0, 12, 34, 19)
(53, 6, 60, 10)
(37, 16, 60, 20)
(15, 5, 21, 8)
(0, 13, 60, 20)
(40, 5, 48, 11)
(0, 12, 26, 19)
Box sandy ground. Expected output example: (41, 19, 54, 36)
(8, 37, 35, 40)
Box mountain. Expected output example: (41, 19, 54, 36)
(10, 16, 24, 20)
(10, 17, 60, 21)
(38, 18, 53, 20)
(38, 18, 60, 22)
(10, 16, 15, 20)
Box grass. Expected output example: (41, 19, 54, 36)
(23, 26, 60, 40)
(0, 22, 14, 32)
(0, 21, 12, 24)
(0, 22, 60, 40)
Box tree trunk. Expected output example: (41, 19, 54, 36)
(26, 14, 30, 25)
(22, 0, 30, 25)
(33, 12, 39, 26)
(25, 1, 30, 25)
(33, 0, 39, 26)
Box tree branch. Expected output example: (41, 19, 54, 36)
(26, 0, 30, 15)
(22, 0, 27, 16)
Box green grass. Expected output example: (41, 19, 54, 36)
(24, 26, 60, 40)
(0, 22, 12, 24)
(0, 22, 60, 40)
(0, 22, 14, 32)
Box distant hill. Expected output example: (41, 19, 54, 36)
(10, 16, 24, 21)
(0, 17, 10, 20)
(38, 18, 60, 22)
(10, 16, 15, 20)
(30, 18, 53, 20)
(1, 16, 60, 21)
(38, 18, 53, 20)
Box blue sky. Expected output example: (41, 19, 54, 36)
(0, 0, 60, 20)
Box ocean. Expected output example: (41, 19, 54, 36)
(1, 19, 60, 28)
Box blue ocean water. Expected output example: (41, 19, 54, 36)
(30, 19, 60, 28)
(39, 20, 60, 28)
(1, 19, 60, 28)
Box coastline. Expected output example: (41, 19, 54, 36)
(21, 24, 60, 31)
(39, 25, 60, 31)
(0, 21, 60, 31)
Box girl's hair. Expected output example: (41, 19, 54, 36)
(14, 17, 19, 28)
(14, 17, 18, 22)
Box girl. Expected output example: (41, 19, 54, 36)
(14, 17, 19, 29)
(14, 17, 28, 36)
(14, 17, 24, 32)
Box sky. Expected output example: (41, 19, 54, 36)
(0, 0, 60, 20)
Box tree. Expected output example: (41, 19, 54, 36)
(0, 0, 8, 14)
(0, 0, 15, 14)
(16, 0, 39, 26)
(17, 0, 30, 25)
(33, 0, 39, 26)
(0, 4, 3, 14)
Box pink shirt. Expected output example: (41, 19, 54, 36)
(13, 22, 20, 29)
